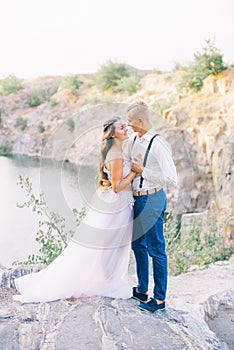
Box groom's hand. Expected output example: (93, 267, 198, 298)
(131, 154, 143, 174)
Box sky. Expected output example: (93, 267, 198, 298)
(0, 0, 233, 78)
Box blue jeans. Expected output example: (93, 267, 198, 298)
(132, 189, 167, 301)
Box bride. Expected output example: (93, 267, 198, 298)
(13, 117, 136, 303)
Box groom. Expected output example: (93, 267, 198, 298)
(124, 100, 177, 313)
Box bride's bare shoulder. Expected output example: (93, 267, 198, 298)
(105, 149, 123, 163)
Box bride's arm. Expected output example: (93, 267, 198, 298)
(109, 158, 136, 193)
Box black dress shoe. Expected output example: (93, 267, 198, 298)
(132, 287, 148, 303)
(138, 298, 165, 313)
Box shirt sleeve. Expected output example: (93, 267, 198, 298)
(142, 136, 178, 187)
(142, 166, 166, 186)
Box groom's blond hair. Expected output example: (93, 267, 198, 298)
(127, 100, 150, 120)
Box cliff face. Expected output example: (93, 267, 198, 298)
(0, 69, 233, 238)
(163, 68, 234, 238)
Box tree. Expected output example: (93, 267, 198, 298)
(93, 61, 130, 92)
(0, 75, 23, 95)
(115, 75, 140, 95)
(180, 39, 227, 92)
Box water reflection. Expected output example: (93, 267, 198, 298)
(0, 155, 96, 267)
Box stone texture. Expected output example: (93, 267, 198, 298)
(201, 69, 234, 96)
(163, 70, 234, 239)
(0, 294, 222, 350)
(1, 262, 234, 350)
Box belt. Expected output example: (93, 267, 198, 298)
(133, 186, 162, 197)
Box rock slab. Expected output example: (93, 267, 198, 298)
(1, 263, 234, 350)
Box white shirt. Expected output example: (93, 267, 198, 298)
(123, 128, 178, 191)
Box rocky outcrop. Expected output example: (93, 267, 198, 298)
(163, 69, 234, 237)
(201, 69, 234, 96)
(205, 290, 234, 350)
(1, 263, 234, 350)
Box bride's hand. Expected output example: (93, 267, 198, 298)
(131, 154, 143, 174)
(101, 179, 111, 188)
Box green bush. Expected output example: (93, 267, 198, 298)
(13, 176, 87, 266)
(16, 116, 27, 131)
(173, 62, 184, 72)
(38, 122, 45, 133)
(48, 78, 61, 96)
(66, 118, 75, 131)
(61, 75, 83, 94)
(93, 61, 130, 92)
(164, 212, 233, 275)
(0, 141, 12, 155)
(115, 75, 140, 95)
(26, 89, 45, 107)
(48, 97, 58, 108)
(180, 39, 227, 92)
(0, 75, 23, 95)
(152, 69, 163, 74)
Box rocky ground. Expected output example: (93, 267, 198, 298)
(0, 261, 233, 350)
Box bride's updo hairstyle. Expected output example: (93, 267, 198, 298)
(98, 116, 121, 187)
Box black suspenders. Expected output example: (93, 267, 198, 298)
(132, 133, 159, 188)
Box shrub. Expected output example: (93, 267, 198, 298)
(0, 141, 12, 155)
(173, 62, 184, 72)
(0, 105, 6, 118)
(13, 176, 87, 265)
(152, 69, 163, 74)
(115, 75, 140, 95)
(48, 98, 58, 108)
(93, 61, 130, 92)
(0, 75, 23, 95)
(16, 116, 27, 131)
(38, 122, 45, 133)
(165, 212, 233, 275)
(61, 75, 83, 94)
(180, 38, 227, 92)
(48, 78, 61, 96)
(66, 118, 75, 131)
(26, 89, 45, 107)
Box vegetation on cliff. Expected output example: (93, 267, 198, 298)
(92, 60, 140, 95)
(179, 38, 227, 92)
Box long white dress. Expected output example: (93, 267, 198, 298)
(13, 163, 133, 303)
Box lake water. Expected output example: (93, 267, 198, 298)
(0, 155, 97, 267)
